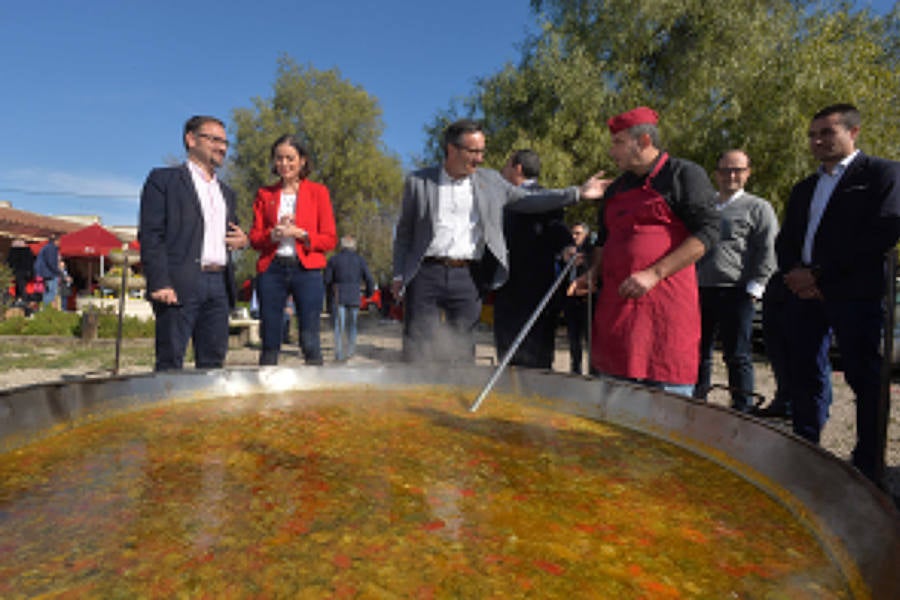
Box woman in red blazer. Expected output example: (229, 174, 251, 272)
(249, 134, 337, 365)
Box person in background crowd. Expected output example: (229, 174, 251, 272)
(34, 234, 62, 308)
(249, 278, 260, 319)
(573, 106, 719, 396)
(776, 103, 900, 485)
(6, 237, 34, 303)
(563, 223, 593, 374)
(249, 133, 337, 366)
(325, 235, 375, 362)
(493, 149, 572, 369)
(379, 281, 395, 320)
(57, 256, 73, 310)
(693, 149, 778, 412)
(391, 119, 608, 364)
(139, 115, 248, 371)
(282, 297, 294, 344)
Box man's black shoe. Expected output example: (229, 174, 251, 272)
(750, 403, 791, 419)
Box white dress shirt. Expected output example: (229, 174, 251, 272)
(187, 160, 227, 268)
(424, 168, 484, 260)
(802, 150, 859, 264)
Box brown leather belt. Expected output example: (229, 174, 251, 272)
(201, 264, 225, 272)
(424, 256, 472, 268)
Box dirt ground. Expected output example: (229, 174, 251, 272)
(1, 314, 897, 504)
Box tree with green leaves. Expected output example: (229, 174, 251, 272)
(228, 56, 404, 284)
(429, 0, 898, 223)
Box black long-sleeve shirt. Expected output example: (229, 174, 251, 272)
(596, 153, 719, 252)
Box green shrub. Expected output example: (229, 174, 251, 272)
(0, 308, 80, 335)
(0, 315, 28, 335)
(21, 309, 81, 335)
(0, 263, 13, 306)
(0, 307, 154, 338)
(96, 314, 156, 338)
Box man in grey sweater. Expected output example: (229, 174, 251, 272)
(694, 149, 778, 411)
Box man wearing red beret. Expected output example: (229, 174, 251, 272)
(573, 107, 719, 395)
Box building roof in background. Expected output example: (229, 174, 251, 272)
(107, 225, 137, 242)
(0, 202, 84, 240)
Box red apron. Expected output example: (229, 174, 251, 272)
(591, 153, 700, 384)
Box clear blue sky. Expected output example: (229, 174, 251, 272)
(0, 1, 894, 227)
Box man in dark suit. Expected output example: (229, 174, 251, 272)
(391, 119, 609, 363)
(139, 115, 249, 371)
(493, 149, 572, 369)
(776, 103, 900, 484)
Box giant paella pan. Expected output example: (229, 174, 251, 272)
(0, 365, 897, 597)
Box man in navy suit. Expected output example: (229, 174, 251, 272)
(139, 115, 248, 371)
(776, 103, 900, 484)
(493, 149, 572, 369)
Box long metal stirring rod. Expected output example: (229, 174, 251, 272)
(470, 252, 579, 412)
(585, 233, 597, 374)
(113, 253, 128, 375)
(586, 265, 593, 375)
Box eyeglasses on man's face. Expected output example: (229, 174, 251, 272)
(716, 167, 748, 175)
(453, 143, 486, 155)
(195, 132, 230, 148)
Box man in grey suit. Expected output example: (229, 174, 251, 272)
(391, 119, 609, 363)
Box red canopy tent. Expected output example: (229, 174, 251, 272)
(58, 223, 123, 258)
(29, 223, 124, 258)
